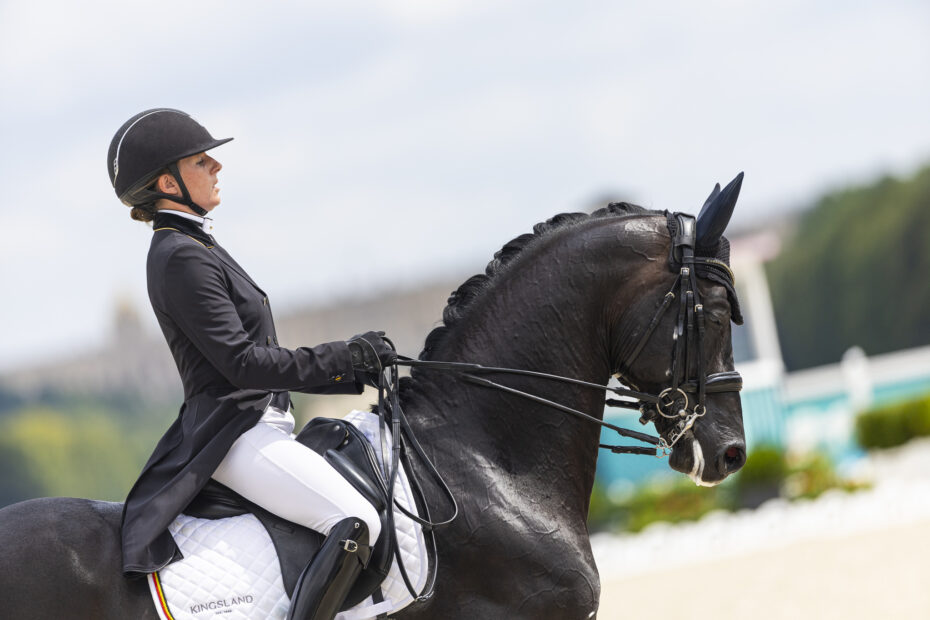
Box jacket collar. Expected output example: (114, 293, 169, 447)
(153, 211, 215, 247)
(151, 211, 264, 294)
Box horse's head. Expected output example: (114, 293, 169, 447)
(611, 174, 746, 486)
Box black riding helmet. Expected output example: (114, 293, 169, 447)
(107, 108, 232, 215)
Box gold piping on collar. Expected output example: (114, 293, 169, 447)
(153, 227, 214, 249)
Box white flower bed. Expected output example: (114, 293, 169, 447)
(592, 438, 930, 580)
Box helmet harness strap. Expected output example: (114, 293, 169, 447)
(161, 161, 208, 216)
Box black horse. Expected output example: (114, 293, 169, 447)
(0, 180, 746, 619)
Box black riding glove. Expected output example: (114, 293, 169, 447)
(347, 331, 397, 387)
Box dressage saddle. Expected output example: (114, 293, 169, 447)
(183, 417, 397, 610)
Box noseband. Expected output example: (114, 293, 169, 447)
(395, 213, 743, 458)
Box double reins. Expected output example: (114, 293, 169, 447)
(615, 213, 744, 452)
(388, 213, 743, 459)
(367, 352, 666, 606)
(395, 357, 666, 455)
(368, 212, 743, 602)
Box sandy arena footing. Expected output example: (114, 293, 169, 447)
(594, 439, 930, 619)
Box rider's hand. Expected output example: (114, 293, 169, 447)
(346, 331, 397, 386)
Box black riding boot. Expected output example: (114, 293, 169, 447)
(286, 517, 372, 620)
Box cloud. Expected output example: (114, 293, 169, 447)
(0, 0, 928, 368)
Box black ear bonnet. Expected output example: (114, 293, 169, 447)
(666, 212, 744, 325)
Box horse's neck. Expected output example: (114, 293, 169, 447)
(402, 226, 629, 506)
(392, 216, 664, 616)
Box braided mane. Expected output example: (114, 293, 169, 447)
(419, 202, 653, 360)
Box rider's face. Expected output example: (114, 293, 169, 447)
(157, 152, 223, 212)
(176, 152, 223, 211)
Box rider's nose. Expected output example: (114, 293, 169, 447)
(716, 442, 746, 476)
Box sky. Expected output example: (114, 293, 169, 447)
(0, 0, 928, 371)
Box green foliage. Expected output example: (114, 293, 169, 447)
(765, 164, 930, 370)
(622, 480, 723, 532)
(781, 452, 865, 500)
(587, 480, 614, 530)
(589, 445, 864, 533)
(0, 443, 42, 507)
(733, 444, 787, 488)
(0, 387, 25, 416)
(0, 401, 176, 506)
(728, 444, 787, 509)
(855, 392, 930, 450)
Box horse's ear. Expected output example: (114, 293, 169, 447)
(696, 172, 743, 248)
(701, 183, 721, 213)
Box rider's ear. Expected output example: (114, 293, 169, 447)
(156, 172, 180, 196)
(696, 172, 743, 249)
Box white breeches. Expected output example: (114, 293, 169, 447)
(212, 407, 381, 544)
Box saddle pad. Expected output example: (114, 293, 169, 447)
(148, 410, 428, 620)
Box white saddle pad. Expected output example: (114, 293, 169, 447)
(148, 410, 429, 620)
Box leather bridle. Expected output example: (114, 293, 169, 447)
(614, 212, 744, 454)
(372, 212, 744, 603)
(393, 212, 743, 459)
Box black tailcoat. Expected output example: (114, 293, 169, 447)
(121, 212, 362, 575)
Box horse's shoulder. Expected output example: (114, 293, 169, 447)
(0, 498, 155, 618)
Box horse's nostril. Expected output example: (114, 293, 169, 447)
(719, 444, 746, 475)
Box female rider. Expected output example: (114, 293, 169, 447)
(108, 108, 393, 620)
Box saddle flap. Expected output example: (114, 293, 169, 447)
(297, 418, 396, 608)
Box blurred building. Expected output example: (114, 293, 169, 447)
(0, 281, 463, 419)
(0, 296, 179, 403)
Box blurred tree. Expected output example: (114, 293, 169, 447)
(0, 403, 174, 507)
(766, 164, 930, 369)
(0, 442, 41, 506)
(0, 387, 24, 416)
(855, 393, 930, 450)
(729, 444, 786, 509)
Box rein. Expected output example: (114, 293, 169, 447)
(390, 213, 743, 458)
(395, 358, 666, 455)
(395, 358, 742, 457)
(369, 212, 743, 604)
